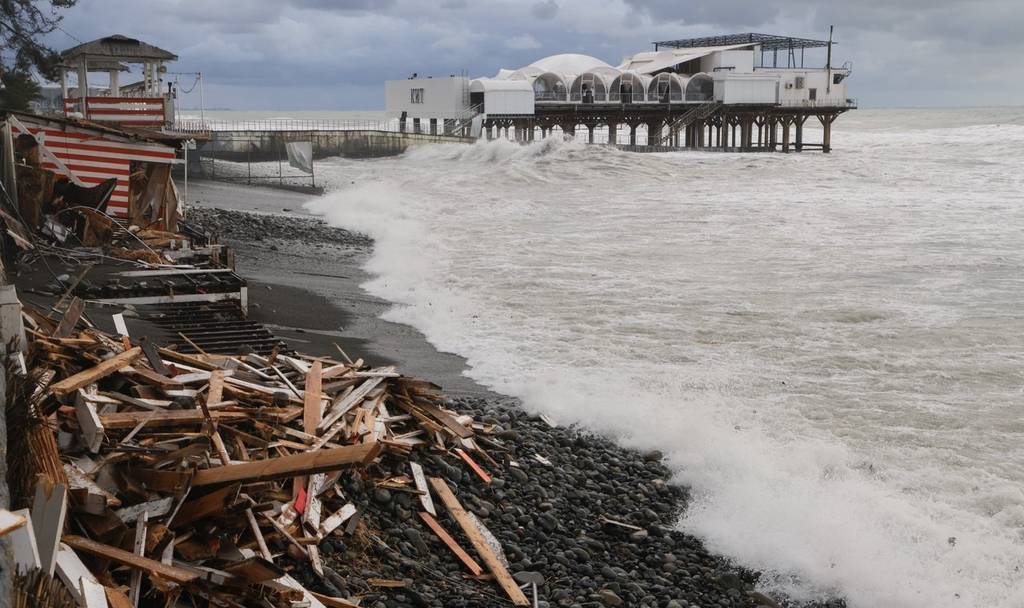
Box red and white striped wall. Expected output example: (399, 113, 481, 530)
(16, 117, 177, 219)
(63, 97, 167, 128)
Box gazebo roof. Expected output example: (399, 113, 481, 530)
(60, 35, 178, 63)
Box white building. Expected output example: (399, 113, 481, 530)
(385, 33, 852, 125)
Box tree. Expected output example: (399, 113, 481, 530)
(0, 70, 42, 111)
(0, 0, 78, 109)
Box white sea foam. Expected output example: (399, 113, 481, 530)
(305, 108, 1024, 607)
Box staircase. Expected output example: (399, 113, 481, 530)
(657, 100, 720, 145)
(447, 103, 483, 137)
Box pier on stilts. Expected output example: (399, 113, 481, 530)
(387, 31, 857, 154)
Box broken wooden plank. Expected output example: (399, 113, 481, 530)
(244, 507, 272, 560)
(80, 578, 110, 608)
(10, 509, 40, 571)
(115, 497, 174, 524)
(191, 443, 381, 487)
(428, 477, 528, 605)
(75, 391, 105, 453)
(303, 361, 323, 434)
(418, 511, 483, 576)
(202, 368, 231, 464)
(454, 448, 492, 484)
(63, 535, 199, 585)
(128, 511, 147, 607)
(51, 347, 143, 396)
(318, 503, 357, 539)
(99, 409, 249, 429)
(318, 376, 384, 432)
(140, 340, 171, 376)
(0, 509, 27, 537)
(410, 462, 436, 516)
(56, 542, 102, 606)
(53, 297, 84, 339)
(31, 480, 67, 575)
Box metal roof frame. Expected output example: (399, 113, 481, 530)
(652, 33, 831, 52)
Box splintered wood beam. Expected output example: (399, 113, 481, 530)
(418, 511, 482, 576)
(99, 409, 249, 429)
(318, 376, 384, 432)
(52, 297, 84, 338)
(205, 370, 233, 465)
(129, 511, 147, 607)
(191, 443, 381, 487)
(63, 534, 199, 585)
(410, 462, 436, 516)
(51, 347, 143, 396)
(303, 361, 323, 434)
(428, 478, 529, 605)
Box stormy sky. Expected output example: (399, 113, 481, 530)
(44, 0, 1024, 110)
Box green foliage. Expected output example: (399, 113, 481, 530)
(0, 70, 42, 111)
(1, 0, 78, 75)
(0, 0, 77, 109)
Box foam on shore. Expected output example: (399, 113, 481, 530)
(305, 109, 1024, 607)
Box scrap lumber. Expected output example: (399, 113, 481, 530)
(55, 542, 102, 606)
(53, 297, 84, 338)
(31, 480, 68, 575)
(191, 443, 381, 487)
(454, 448, 492, 484)
(99, 409, 249, 429)
(10, 509, 41, 571)
(428, 477, 529, 605)
(50, 347, 143, 396)
(128, 512, 147, 606)
(0, 508, 27, 536)
(63, 535, 200, 585)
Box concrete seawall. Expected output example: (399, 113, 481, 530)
(197, 129, 472, 162)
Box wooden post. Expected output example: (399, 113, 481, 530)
(795, 116, 805, 151)
(587, 125, 594, 144)
(629, 124, 637, 146)
(781, 118, 791, 153)
(608, 123, 616, 145)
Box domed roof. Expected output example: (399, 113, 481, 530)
(528, 53, 611, 75)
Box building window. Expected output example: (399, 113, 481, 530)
(411, 88, 424, 104)
(809, 88, 817, 101)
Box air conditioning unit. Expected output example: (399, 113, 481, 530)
(785, 82, 794, 89)
(795, 77, 805, 89)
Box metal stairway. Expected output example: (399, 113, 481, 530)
(447, 103, 483, 137)
(657, 100, 721, 145)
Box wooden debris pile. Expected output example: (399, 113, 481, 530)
(4, 308, 532, 607)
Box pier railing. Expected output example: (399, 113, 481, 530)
(174, 118, 401, 133)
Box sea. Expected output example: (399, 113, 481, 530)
(216, 107, 1024, 607)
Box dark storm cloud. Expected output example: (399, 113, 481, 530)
(43, 0, 1024, 109)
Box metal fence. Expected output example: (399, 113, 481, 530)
(187, 132, 319, 192)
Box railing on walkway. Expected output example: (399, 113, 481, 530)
(776, 98, 858, 109)
(173, 118, 403, 133)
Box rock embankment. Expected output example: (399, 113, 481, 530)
(185, 207, 372, 249)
